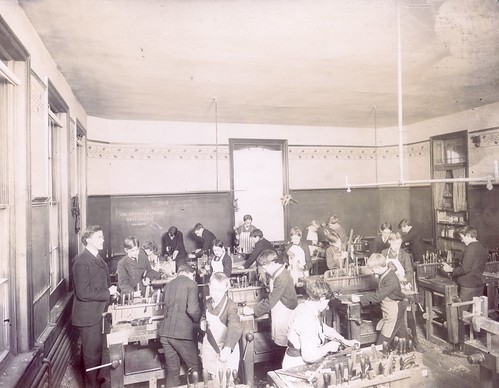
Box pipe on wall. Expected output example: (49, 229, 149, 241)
(29, 321, 77, 388)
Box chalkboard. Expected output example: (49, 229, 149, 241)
(409, 186, 433, 243)
(469, 185, 499, 250)
(288, 188, 380, 240)
(289, 186, 433, 245)
(88, 192, 233, 256)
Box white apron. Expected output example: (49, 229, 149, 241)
(238, 229, 254, 254)
(287, 245, 309, 285)
(270, 266, 295, 347)
(375, 271, 399, 337)
(202, 298, 240, 376)
(211, 257, 224, 274)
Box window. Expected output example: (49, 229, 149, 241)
(48, 110, 63, 292)
(0, 65, 15, 362)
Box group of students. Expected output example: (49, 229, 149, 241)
(71, 216, 488, 388)
(158, 248, 361, 387)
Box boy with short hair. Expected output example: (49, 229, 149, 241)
(117, 236, 153, 296)
(159, 264, 201, 388)
(357, 253, 408, 346)
(201, 272, 242, 378)
(243, 250, 298, 348)
(243, 228, 274, 269)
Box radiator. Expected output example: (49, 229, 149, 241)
(29, 321, 77, 388)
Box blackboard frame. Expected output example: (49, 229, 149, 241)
(87, 192, 233, 257)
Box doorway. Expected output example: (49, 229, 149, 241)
(229, 139, 289, 243)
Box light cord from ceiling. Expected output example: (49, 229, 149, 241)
(373, 105, 378, 185)
(214, 97, 219, 191)
(397, 1, 405, 185)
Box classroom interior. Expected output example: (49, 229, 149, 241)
(0, 1, 499, 387)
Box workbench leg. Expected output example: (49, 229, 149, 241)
(349, 304, 361, 343)
(149, 377, 158, 388)
(109, 343, 125, 387)
(424, 289, 432, 341)
(240, 320, 255, 388)
(479, 366, 499, 388)
(447, 300, 460, 345)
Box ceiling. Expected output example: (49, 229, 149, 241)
(18, 0, 499, 128)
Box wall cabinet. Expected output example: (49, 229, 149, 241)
(430, 131, 468, 252)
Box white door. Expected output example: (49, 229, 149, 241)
(231, 141, 288, 242)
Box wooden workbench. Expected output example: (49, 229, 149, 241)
(418, 276, 459, 347)
(329, 295, 379, 345)
(267, 347, 429, 388)
(482, 271, 499, 313)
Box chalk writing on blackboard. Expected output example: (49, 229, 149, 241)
(118, 210, 166, 226)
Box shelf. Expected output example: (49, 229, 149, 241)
(435, 208, 467, 213)
(431, 131, 469, 253)
(437, 236, 462, 242)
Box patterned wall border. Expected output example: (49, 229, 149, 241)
(88, 141, 430, 161)
(470, 127, 499, 148)
(88, 143, 230, 160)
(289, 142, 429, 160)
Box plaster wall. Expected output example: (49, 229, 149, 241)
(86, 100, 499, 196)
(1, 1, 87, 123)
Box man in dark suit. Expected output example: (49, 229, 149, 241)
(72, 225, 118, 387)
(243, 228, 275, 269)
(162, 226, 188, 268)
(158, 264, 201, 387)
(189, 223, 217, 259)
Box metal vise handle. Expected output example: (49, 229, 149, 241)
(86, 359, 122, 372)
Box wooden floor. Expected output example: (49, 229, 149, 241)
(61, 314, 483, 388)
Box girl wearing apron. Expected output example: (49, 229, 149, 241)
(201, 273, 242, 378)
(283, 278, 360, 369)
(234, 214, 257, 258)
(284, 227, 312, 285)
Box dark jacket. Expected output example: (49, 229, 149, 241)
(244, 237, 275, 269)
(401, 226, 425, 262)
(116, 254, 152, 295)
(71, 248, 111, 327)
(253, 266, 298, 315)
(381, 248, 414, 284)
(195, 229, 217, 258)
(372, 235, 390, 254)
(205, 295, 242, 350)
(162, 230, 187, 262)
(453, 241, 488, 288)
(211, 252, 232, 278)
(158, 274, 202, 340)
(360, 269, 405, 306)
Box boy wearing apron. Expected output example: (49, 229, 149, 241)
(358, 253, 408, 346)
(243, 250, 298, 348)
(201, 272, 242, 379)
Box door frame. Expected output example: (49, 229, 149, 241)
(228, 138, 289, 243)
